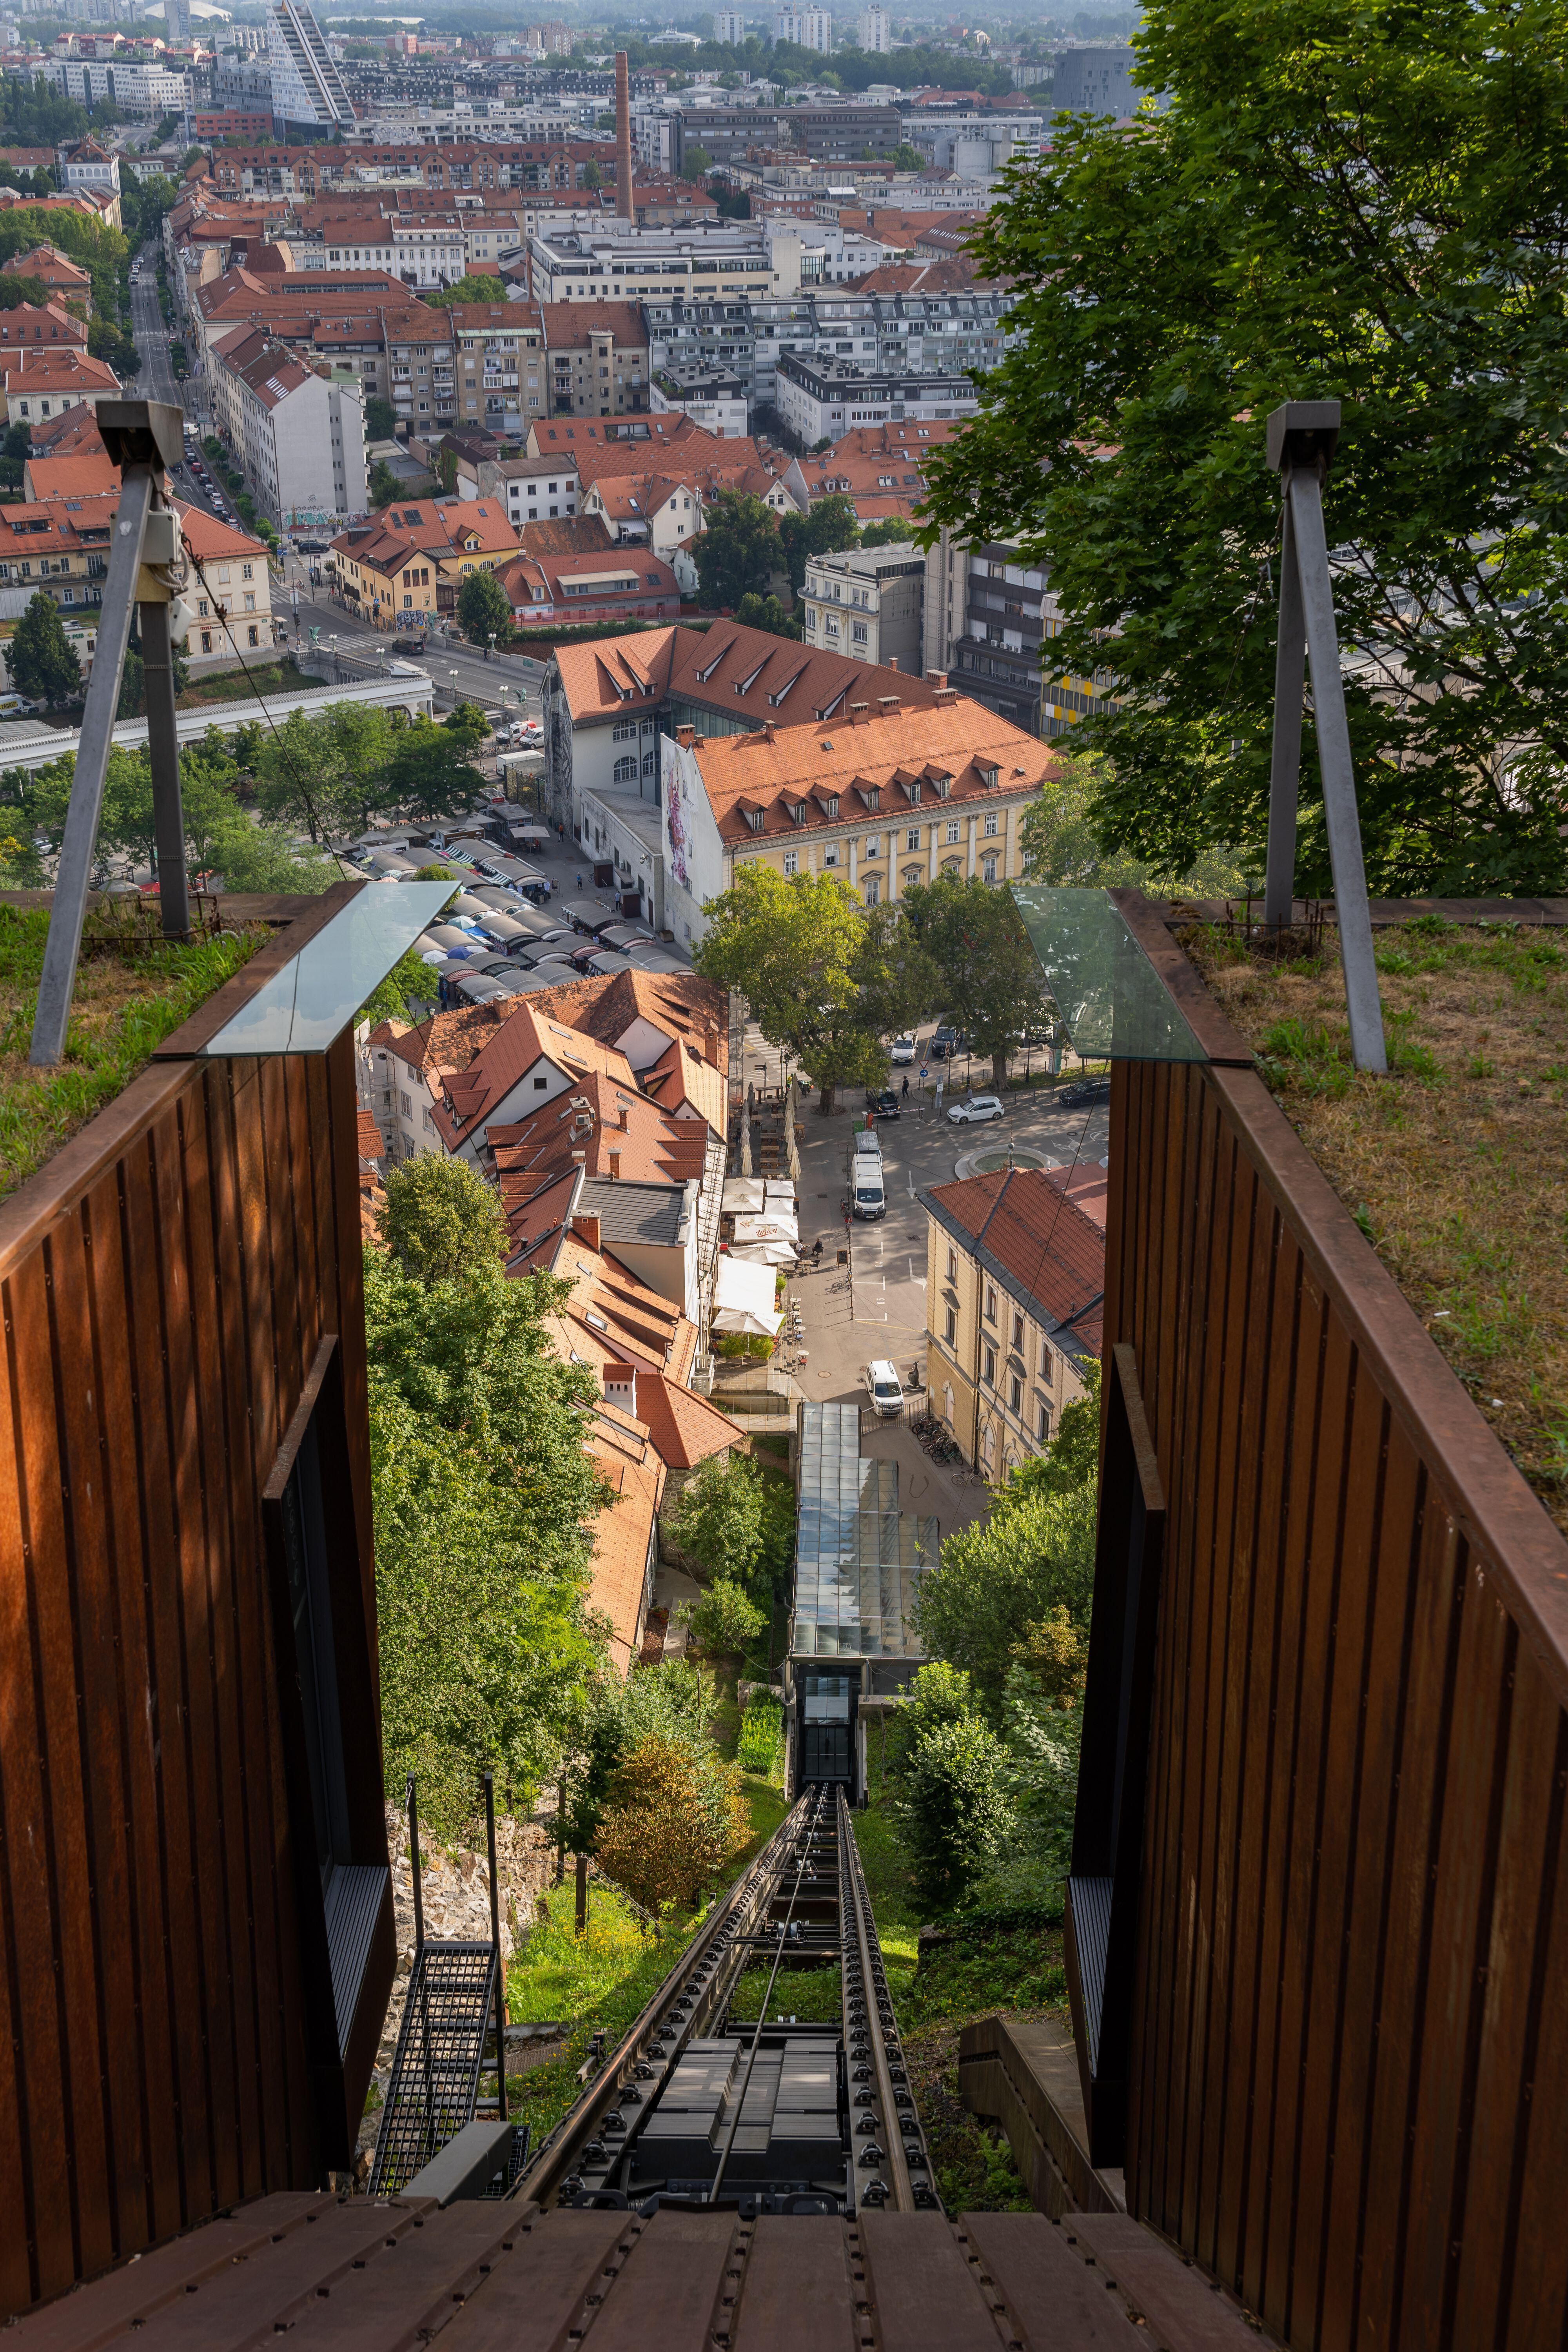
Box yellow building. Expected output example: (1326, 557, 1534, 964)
(329, 495, 519, 630)
(919, 1164, 1103, 1479)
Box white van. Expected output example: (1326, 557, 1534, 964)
(849, 1133, 885, 1220)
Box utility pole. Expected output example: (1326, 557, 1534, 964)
(31, 401, 191, 1069)
(1261, 399, 1387, 1073)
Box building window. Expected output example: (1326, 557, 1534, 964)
(984, 1345, 996, 1386)
(947, 1249, 958, 1282)
(248, 625, 259, 646)
(1012, 1313, 1024, 1348)
(823, 843, 839, 866)
(613, 755, 637, 782)
(985, 1286, 996, 1323)
(400, 1091, 412, 1119)
(1038, 1399, 1052, 1442)
(1010, 1374, 1023, 1415)
(983, 854, 998, 883)
(862, 875, 879, 906)
(946, 819, 960, 844)
(1040, 1344, 1054, 1384)
(906, 827, 920, 851)
(984, 811, 999, 836)
(783, 850, 799, 875)
(944, 1304, 956, 1344)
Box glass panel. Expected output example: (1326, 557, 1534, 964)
(194, 882, 455, 1057)
(789, 1400, 927, 1661)
(1010, 884, 1208, 1062)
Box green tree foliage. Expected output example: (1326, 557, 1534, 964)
(897, 1713, 1015, 1913)
(663, 1450, 764, 1585)
(379, 1153, 507, 1285)
(581, 160, 603, 191)
(778, 492, 858, 595)
(681, 142, 713, 180)
(8, 592, 80, 706)
(367, 1248, 610, 1832)
(0, 418, 26, 494)
(457, 566, 512, 642)
(0, 274, 49, 311)
(383, 711, 486, 822)
(900, 873, 1049, 1084)
(88, 316, 140, 377)
(250, 702, 479, 837)
(885, 1657, 981, 1782)
(995, 1364, 1101, 1508)
(20, 733, 333, 893)
(119, 165, 178, 249)
(684, 1578, 766, 1658)
(593, 1731, 749, 1918)
(691, 487, 780, 608)
(915, 1481, 1096, 1707)
(695, 862, 922, 1111)
(430, 273, 507, 307)
(0, 199, 127, 321)
(734, 590, 800, 640)
(857, 518, 915, 550)
(443, 700, 490, 748)
(364, 394, 398, 441)
(0, 74, 92, 148)
(1020, 743, 1255, 896)
(853, 900, 940, 1047)
(921, 0, 1568, 897)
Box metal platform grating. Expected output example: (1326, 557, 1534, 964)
(367, 1939, 499, 2198)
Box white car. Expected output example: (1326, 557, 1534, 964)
(890, 1033, 916, 1065)
(865, 1359, 904, 1417)
(947, 1094, 1005, 1125)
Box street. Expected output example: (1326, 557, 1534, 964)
(769, 1035, 1111, 1540)
(128, 241, 224, 519)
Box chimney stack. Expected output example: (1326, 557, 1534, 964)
(887, 656, 898, 671)
(615, 51, 634, 224)
(573, 1209, 600, 1249)
(608, 1148, 622, 1180)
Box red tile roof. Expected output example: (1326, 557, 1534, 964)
(922, 1165, 1105, 1356)
(553, 619, 943, 735)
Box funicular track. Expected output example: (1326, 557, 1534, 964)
(512, 1786, 936, 2216)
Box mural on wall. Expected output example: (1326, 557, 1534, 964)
(662, 730, 695, 892)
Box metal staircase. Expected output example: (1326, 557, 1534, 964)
(367, 1777, 511, 2200)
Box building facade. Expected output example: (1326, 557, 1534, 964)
(923, 526, 1122, 741)
(918, 1165, 1102, 1478)
(800, 539, 923, 671)
(776, 348, 981, 442)
(268, 0, 354, 134)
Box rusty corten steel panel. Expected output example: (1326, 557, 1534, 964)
(0, 951, 388, 2321)
(1105, 898, 1568, 2352)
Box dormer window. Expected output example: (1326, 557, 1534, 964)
(980, 762, 1001, 788)
(907, 780, 922, 806)
(931, 771, 952, 799)
(746, 806, 764, 833)
(788, 799, 807, 826)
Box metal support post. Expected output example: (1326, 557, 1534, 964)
(138, 594, 189, 939)
(1262, 401, 1387, 1073)
(483, 1771, 508, 2124)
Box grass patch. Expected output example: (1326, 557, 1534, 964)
(850, 1754, 1063, 2214)
(730, 1962, 843, 2023)
(505, 1770, 787, 2148)
(0, 905, 261, 1200)
(1185, 918, 1568, 1533)
(176, 657, 310, 709)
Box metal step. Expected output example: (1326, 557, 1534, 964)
(367, 1939, 499, 2198)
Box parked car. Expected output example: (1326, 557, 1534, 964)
(930, 1025, 967, 1059)
(889, 1033, 916, 1065)
(947, 1094, 1005, 1125)
(1059, 1073, 1112, 1107)
(864, 1359, 904, 1418)
(863, 1088, 902, 1120)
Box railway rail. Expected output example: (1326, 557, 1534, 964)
(512, 1785, 936, 2216)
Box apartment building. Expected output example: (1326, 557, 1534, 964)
(918, 1165, 1103, 1477)
(800, 539, 924, 671)
(268, 0, 354, 134)
(526, 220, 775, 306)
(208, 324, 367, 525)
(781, 418, 957, 522)
(776, 348, 981, 441)
(176, 502, 277, 655)
(923, 528, 1120, 741)
(330, 496, 518, 628)
(0, 486, 114, 612)
(650, 363, 748, 437)
(542, 298, 648, 417)
(772, 9, 832, 48)
(500, 531, 681, 629)
(0, 298, 87, 353)
(0, 344, 118, 426)
(670, 102, 903, 174)
(44, 54, 188, 110)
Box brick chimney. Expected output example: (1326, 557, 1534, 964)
(703, 1022, 720, 1065)
(618, 1103, 630, 1131)
(573, 1209, 600, 1249)
(925, 669, 948, 688)
(608, 1148, 622, 1180)
(886, 656, 898, 671)
(615, 51, 634, 224)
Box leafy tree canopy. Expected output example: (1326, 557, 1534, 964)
(430, 273, 507, 307)
(456, 565, 512, 642)
(694, 862, 924, 1110)
(379, 1153, 507, 1285)
(920, 0, 1568, 897)
(364, 394, 398, 442)
(684, 1578, 766, 1659)
(914, 1480, 1096, 1707)
(691, 487, 780, 609)
(8, 590, 80, 707)
(778, 492, 858, 595)
(1019, 742, 1255, 897)
(663, 1450, 764, 1587)
(593, 1731, 749, 1918)
(900, 873, 1049, 1082)
(681, 143, 713, 180)
(734, 590, 800, 640)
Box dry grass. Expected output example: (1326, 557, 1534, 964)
(1183, 917, 1568, 1536)
(0, 905, 260, 1201)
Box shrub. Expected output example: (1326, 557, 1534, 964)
(886, 1658, 981, 1783)
(897, 1715, 1015, 1915)
(663, 1451, 764, 1584)
(685, 1577, 766, 1658)
(737, 1698, 782, 1777)
(593, 1731, 748, 1917)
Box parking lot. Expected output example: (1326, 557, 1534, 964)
(772, 1028, 1111, 1539)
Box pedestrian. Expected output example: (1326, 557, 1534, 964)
(900, 1074, 909, 1099)
(575, 870, 583, 888)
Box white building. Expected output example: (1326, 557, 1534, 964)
(526, 222, 775, 307)
(776, 349, 982, 443)
(856, 5, 890, 50)
(773, 9, 832, 51)
(44, 57, 189, 113)
(649, 364, 748, 439)
(59, 136, 118, 197)
(714, 9, 746, 41)
(210, 325, 367, 528)
(268, 0, 354, 134)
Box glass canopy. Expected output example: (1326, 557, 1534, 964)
(790, 1401, 934, 1661)
(192, 881, 454, 1057)
(1011, 884, 1208, 1063)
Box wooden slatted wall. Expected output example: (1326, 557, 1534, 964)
(1110, 1042, 1568, 2352)
(0, 1025, 382, 2319)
